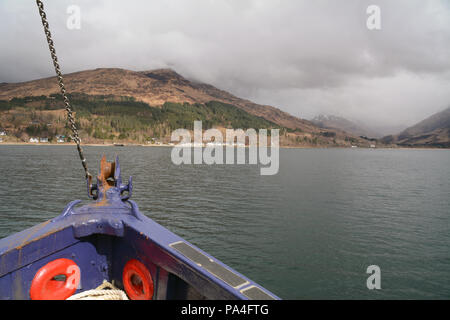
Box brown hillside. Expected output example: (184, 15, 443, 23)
(0, 68, 381, 147)
(0, 68, 319, 132)
(381, 107, 450, 148)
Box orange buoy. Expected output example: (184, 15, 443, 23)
(122, 259, 154, 300)
(30, 258, 80, 300)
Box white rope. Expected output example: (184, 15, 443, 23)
(67, 280, 129, 300)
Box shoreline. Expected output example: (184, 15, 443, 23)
(0, 142, 167, 147)
(0, 142, 448, 150)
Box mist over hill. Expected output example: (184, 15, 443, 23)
(311, 114, 383, 138)
(381, 107, 450, 148)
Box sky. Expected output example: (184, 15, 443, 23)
(1, 0, 450, 135)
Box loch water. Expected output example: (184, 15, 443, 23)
(0, 145, 449, 299)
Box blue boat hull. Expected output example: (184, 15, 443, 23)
(0, 157, 279, 300)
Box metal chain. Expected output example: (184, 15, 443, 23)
(35, 0, 91, 180)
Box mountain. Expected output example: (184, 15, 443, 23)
(311, 114, 381, 138)
(0, 68, 319, 132)
(0, 68, 370, 147)
(381, 107, 450, 147)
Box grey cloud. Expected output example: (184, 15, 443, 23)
(1, 0, 449, 133)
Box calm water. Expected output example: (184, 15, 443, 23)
(0, 145, 449, 299)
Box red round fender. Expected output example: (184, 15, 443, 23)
(30, 258, 80, 300)
(122, 259, 154, 300)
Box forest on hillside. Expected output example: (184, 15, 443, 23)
(0, 94, 284, 143)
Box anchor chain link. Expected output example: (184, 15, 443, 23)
(35, 0, 91, 180)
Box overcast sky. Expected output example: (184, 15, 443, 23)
(1, 0, 450, 134)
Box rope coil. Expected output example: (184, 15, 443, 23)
(67, 280, 129, 300)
